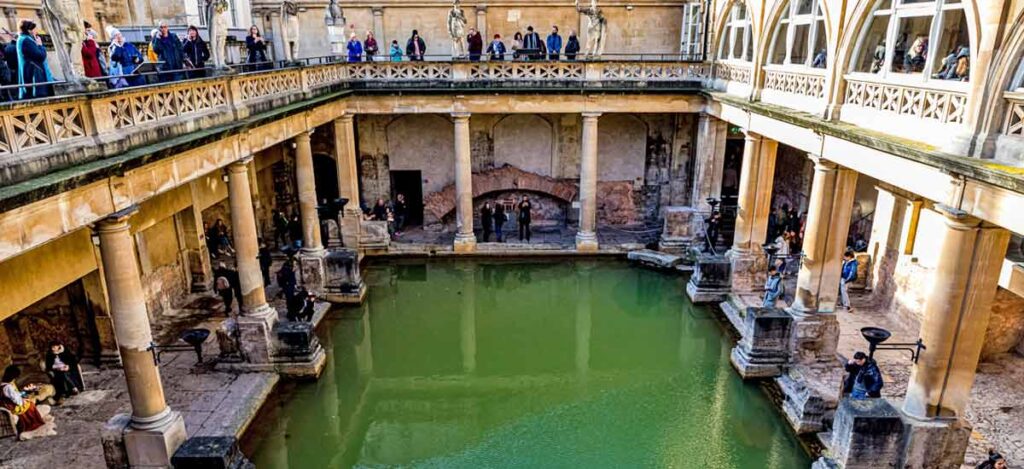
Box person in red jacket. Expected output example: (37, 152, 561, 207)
(81, 29, 104, 78)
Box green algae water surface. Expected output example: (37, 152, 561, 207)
(247, 259, 810, 468)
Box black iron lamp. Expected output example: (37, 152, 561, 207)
(861, 326, 926, 363)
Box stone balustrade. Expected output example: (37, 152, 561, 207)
(762, 67, 826, 99)
(843, 76, 968, 125)
(1003, 91, 1024, 137)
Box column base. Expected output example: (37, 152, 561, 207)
(325, 281, 367, 304)
(299, 248, 328, 296)
(729, 307, 793, 379)
(172, 436, 254, 469)
(103, 410, 187, 469)
(787, 311, 841, 364)
(686, 254, 732, 304)
(454, 233, 477, 253)
(237, 304, 278, 365)
(575, 232, 599, 252)
(726, 247, 767, 293)
(775, 363, 844, 434)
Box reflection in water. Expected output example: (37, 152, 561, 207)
(248, 260, 809, 468)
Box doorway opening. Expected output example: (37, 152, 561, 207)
(390, 170, 424, 227)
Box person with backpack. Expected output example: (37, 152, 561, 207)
(839, 250, 858, 311)
(215, 272, 234, 315)
(763, 265, 784, 307)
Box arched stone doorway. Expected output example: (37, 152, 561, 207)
(313, 153, 339, 204)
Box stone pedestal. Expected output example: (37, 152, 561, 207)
(659, 206, 702, 256)
(730, 307, 792, 379)
(236, 306, 277, 365)
(299, 248, 328, 296)
(823, 399, 906, 468)
(172, 436, 254, 469)
(776, 364, 844, 434)
(103, 411, 187, 469)
(900, 413, 972, 468)
(790, 311, 841, 364)
(726, 247, 767, 293)
(324, 248, 367, 304)
(686, 254, 732, 303)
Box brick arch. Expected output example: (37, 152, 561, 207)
(421, 165, 578, 224)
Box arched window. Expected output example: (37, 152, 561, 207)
(851, 0, 969, 82)
(768, 0, 827, 68)
(718, 2, 753, 62)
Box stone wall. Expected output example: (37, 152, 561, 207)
(770, 144, 814, 215)
(0, 283, 95, 371)
(137, 216, 190, 321)
(356, 113, 694, 227)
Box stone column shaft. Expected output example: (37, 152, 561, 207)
(791, 159, 858, 315)
(332, 115, 363, 249)
(728, 132, 777, 292)
(227, 160, 270, 312)
(475, 6, 488, 40)
(269, 12, 287, 62)
(453, 113, 476, 252)
(96, 208, 169, 425)
(903, 206, 1010, 419)
(692, 114, 727, 211)
(372, 8, 385, 49)
(295, 131, 323, 252)
(576, 112, 601, 252)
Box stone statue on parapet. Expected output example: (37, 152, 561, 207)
(324, 0, 347, 55)
(447, 0, 467, 58)
(281, 0, 301, 61)
(206, 0, 232, 69)
(40, 0, 91, 89)
(575, 0, 606, 59)
(326, 0, 346, 27)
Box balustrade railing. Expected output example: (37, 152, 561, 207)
(1003, 91, 1024, 137)
(762, 67, 826, 99)
(843, 76, 967, 125)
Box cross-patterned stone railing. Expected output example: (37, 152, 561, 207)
(762, 67, 826, 99)
(843, 76, 967, 125)
(1003, 91, 1024, 137)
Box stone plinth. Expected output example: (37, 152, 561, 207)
(730, 307, 793, 379)
(171, 436, 254, 469)
(236, 307, 277, 365)
(299, 249, 328, 296)
(103, 411, 188, 469)
(627, 249, 681, 269)
(686, 254, 732, 303)
(324, 248, 367, 304)
(825, 399, 905, 469)
(727, 247, 768, 293)
(901, 413, 971, 469)
(659, 206, 703, 256)
(777, 364, 844, 434)
(790, 312, 841, 364)
(359, 221, 390, 251)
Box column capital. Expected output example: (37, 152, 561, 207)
(743, 130, 761, 142)
(372, 6, 384, 15)
(96, 206, 140, 232)
(227, 157, 254, 173)
(934, 204, 981, 228)
(452, 112, 472, 121)
(295, 129, 314, 141)
(3, 7, 17, 17)
(582, 112, 602, 119)
(475, 5, 488, 13)
(808, 154, 838, 171)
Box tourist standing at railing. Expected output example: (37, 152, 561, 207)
(364, 31, 379, 62)
(389, 40, 403, 61)
(347, 33, 363, 62)
(146, 29, 159, 63)
(467, 28, 483, 61)
(183, 26, 210, 79)
(108, 28, 144, 88)
(565, 31, 580, 60)
(511, 32, 523, 60)
(81, 30, 105, 79)
(15, 21, 53, 99)
(0, 31, 16, 102)
(152, 22, 184, 82)
(517, 196, 532, 242)
(246, 26, 269, 71)
(406, 30, 426, 61)
(487, 34, 506, 61)
(523, 26, 543, 60)
(546, 26, 562, 61)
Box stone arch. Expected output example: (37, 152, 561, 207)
(492, 114, 555, 177)
(597, 114, 647, 182)
(313, 153, 339, 203)
(756, 0, 834, 68)
(712, 0, 760, 62)
(970, 7, 1024, 140)
(385, 114, 455, 196)
(421, 165, 578, 224)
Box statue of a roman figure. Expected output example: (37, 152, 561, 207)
(206, 0, 232, 68)
(281, 0, 301, 61)
(447, 0, 467, 58)
(40, 0, 86, 85)
(575, 0, 607, 58)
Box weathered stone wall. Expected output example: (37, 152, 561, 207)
(770, 144, 814, 215)
(137, 216, 189, 321)
(0, 283, 94, 371)
(984, 288, 1024, 358)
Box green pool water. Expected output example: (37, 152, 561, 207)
(246, 259, 810, 468)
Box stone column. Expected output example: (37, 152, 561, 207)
(475, 6, 488, 40)
(727, 132, 777, 292)
(867, 187, 908, 291)
(691, 114, 727, 212)
(453, 112, 476, 252)
(269, 11, 287, 62)
(96, 208, 186, 468)
(372, 7, 385, 47)
(576, 112, 601, 252)
(295, 131, 328, 294)
(227, 159, 277, 364)
(183, 182, 213, 292)
(333, 115, 362, 249)
(903, 206, 1010, 420)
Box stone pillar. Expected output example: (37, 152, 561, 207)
(227, 160, 277, 364)
(576, 112, 601, 252)
(183, 183, 213, 292)
(269, 12, 287, 62)
(333, 115, 362, 249)
(453, 112, 476, 252)
(295, 131, 328, 295)
(371, 8, 385, 48)
(727, 132, 777, 292)
(475, 6, 488, 40)
(903, 206, 1011, 420)
(867, 187, 907, 292)
(691, 114, 727, 211)
(96, 208, 186, 468)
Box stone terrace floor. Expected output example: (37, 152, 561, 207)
(835, 286, 1024, 468)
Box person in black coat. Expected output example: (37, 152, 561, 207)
(182, 26, 210, 79)
(151, 23, 184, 82)
(258, 244, 273, 285)
(517, 196, 532, 242)
(45, 341, 84, 401)
(565, 31, 581, 60)
(406, 30, 426, 61)
(245, 25, 270, 71)
(493, 204, 506, 242)
(480, 203, 493, 242)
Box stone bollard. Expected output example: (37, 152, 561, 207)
(819, 399, 905, 469)
(730, 306, 793, 379)
(324, 248, 367, 304)
(659, 206, 703, 256)
(686, 253, 732, 303)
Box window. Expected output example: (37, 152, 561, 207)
(851, 0, 969, 82)
(718, 2, 752, 62)
(681, 2, 706, 60)
(767, 0, 827, 68)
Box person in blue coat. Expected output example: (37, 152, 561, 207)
(762, 265, 784, 307)
(151, 23, 184, 82)
(546, 26, 563, 60)
(347, 33, 363, 62)
(108, 28, 145, 88)
(839, 250, 858, 310)
(486, 34, 506, 61)
(15, 20, 53, 99)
